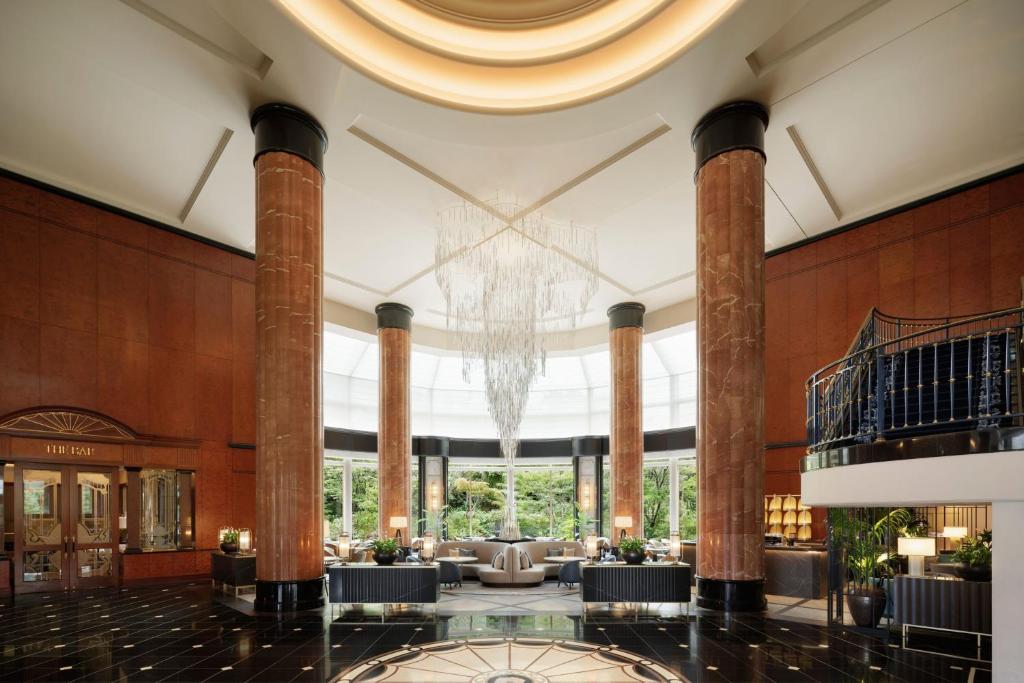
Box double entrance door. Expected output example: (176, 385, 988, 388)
(13, 463, 120, 592)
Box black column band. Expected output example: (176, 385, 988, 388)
(376, 302, 414, 330)
(607, 302, 645, 330)
(691, 101, 769, 177)
(251, 103, 328, 174)
(254, 577, 325, 612)
(696, 577, 766, 612)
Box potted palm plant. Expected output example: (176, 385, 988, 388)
(953, 531, 991, 582)
(619, 536, 646, 565)
(371, 538, 401, 566)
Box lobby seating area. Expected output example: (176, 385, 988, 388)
(1, 0, 1022, 681)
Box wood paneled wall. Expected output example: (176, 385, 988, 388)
(0, 174, 258, 571)
(765, 169, 1024, 534)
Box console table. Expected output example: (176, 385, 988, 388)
(210, 551, 256, 597)
(328, 563, 440, 605)
(893, 575, 992, 661)
(581, 563, 691, 606)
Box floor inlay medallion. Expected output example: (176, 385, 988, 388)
(334, 637, 684, 682)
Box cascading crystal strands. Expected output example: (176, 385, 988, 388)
(435, 198, 598, 539)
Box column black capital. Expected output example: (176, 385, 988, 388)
(607, 302, 645, 330)
(251, 103, 328, 174)
(691, 101, 769, 177)
(376, 302, 414, 330)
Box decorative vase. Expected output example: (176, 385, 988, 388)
(373, 551, 398, 566)
(846, 587, 886, 628)
(622, 550, 644, 565)
(953, 562, 991, 582)
(220, 542, 239, 554)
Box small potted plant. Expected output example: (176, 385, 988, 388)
(220, 529, 240, 554)
(371, 537, 401, 566)
(619, 536, 646, 565)
(953, 531, 991, 582)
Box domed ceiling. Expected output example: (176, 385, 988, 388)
(273, 0, 741, 112)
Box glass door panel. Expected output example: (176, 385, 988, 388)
(72, 468, 117, 587)
(15, 465, 66, 592)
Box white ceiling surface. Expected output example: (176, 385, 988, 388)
(1, 0, 1022, 333)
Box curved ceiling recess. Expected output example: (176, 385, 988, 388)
(273, 0, 741, 113)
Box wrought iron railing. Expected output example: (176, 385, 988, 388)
(806, 307, 1024, 453)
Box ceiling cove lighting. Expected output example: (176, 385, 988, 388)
(273, 0, 741, 112)
(435, 197, 598, 539)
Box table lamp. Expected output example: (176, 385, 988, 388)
(585, 533, 599, 563)
(614, 516, 633, 544)
(943, 526, 968, 541)
(422, 531, 435, 564)
(898, 537, 936, 577)
(669, 532, 681, 564)
(338, 532, 350, 565)
(390, 516, 408, 544)
(238, 528, 252, 553)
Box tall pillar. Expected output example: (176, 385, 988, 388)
(608, 302, 645, 541)
(692, 101, 769, 611)
(124, 467, 142, 554)
(376, 303, 413, 542)
(251, 103, 328, 611)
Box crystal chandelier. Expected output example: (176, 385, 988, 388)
(435, 198, 598, 539)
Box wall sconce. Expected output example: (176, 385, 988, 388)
(768, 495, 782, 511)
(238, 528, 252, 553)
(585, 533, 599, 563)
(390, 516, 408, 544)
(338, 532, 350, 565)
(614, 516, 633, 544)
(422, 531, 435, 564)
(783, 495, 798, 511)
(898, 537, 937, 577)
(669, 532, 681, 565)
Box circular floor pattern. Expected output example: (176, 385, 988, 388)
(334, 637, 685, 682)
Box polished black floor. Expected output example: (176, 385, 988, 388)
(0, 582, 990, 682)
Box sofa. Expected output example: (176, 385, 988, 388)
(515, 541, 587, 581)
(436, 541, 515, 585)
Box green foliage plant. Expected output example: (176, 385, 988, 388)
(371, 537, 400, 554)
(953, 533, 992, 567)
(221, 529, 239, 544)
(619, 536, 646, 554)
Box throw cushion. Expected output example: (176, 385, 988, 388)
(491, 552, 505, 570)
(519, 551, 533, 570)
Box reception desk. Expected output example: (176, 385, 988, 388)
(680, 542, 827, 599)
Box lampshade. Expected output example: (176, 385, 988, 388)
(783, 510, 797, 525)
(783, 524, 797, 538)
(422, 532, 435, 561)
(338, 533, 350, 562)
(943, 526, 968, 540)
(389, 516, 409, 529)
(783, 495, 798, 511)
(898, 537, 937, 557)
(768, 510, 782, 525)
(797, 526, 813, 541)
(797, 510, 813, 525)
(768, 495, 782, 511)
(585, 533, 599, 560)
(768, 524, 782, 535)
(238, 528, 252, 552)
(669, 532, 681, 562)
(119, 515, 127, 531)
(614, 516, 633, 529)
(798, 501, 811, 511)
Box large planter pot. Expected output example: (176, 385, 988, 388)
(220, 542, 239, 554)
(846, 587, 886, 628)
(373, 551, 398, 566)
(621, 550, 644, 565)
(953, 562, 991, 582)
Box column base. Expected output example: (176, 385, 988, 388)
(254, 577, 325, 612)
(696, 577, 766, 612)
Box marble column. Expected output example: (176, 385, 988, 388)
(376, 303, 413, 543)
(251, 103, 328, 611)
(609, 302, 645, 541)
(692, 101, 769, 611)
